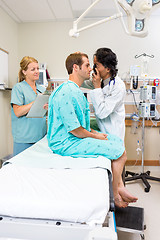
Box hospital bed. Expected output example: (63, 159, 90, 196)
(0, 136, 117, 240)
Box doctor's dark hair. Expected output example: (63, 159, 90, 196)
(65, 52, 89, 75)
(94, 48, 118, 80)
(18, 56, 38, 82)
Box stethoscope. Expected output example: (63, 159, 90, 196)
(109, 78, 115, 86)
(102, 78, 115, 97)
(101, 78, 115, 88)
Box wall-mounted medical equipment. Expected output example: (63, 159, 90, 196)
(36, 63, 48, 88)
(126, 92, 159, 191)
(138, 102, 156, 117)
(139, 85, 156, 117)
(47, 79, 65, 92)
(153, 78, 160, 86)
(140, 85, 156, 100)
(126, 50, 160, 191)
(135, 53, 154, 78)
(36, 69, 48, 87)
(130, 65, 140, 77)
(130, 65, 140, 89)
(69, 0, 160, 38)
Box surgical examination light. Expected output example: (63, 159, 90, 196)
(69, 0, 160, 38)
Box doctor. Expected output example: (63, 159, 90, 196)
(82, 48, 126, 141)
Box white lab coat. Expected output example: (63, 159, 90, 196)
(88, 76, 126, 141)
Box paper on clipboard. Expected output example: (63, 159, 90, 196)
(26, 94, 49, 118)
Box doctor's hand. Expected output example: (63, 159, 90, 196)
(92, 68, 101, 88)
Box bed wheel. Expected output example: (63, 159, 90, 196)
(144, 187, 150, 193)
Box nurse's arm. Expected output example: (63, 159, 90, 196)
(70, 126, 107, 140)
(12, 102, 34, 117)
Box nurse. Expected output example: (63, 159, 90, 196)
(82, 48, 126, 141)
(11, 56, 47, 156)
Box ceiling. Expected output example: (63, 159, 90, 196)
(0, 0, 160, 23)
(0, 0, 118, 23)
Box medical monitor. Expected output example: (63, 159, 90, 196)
(37, 69, 48, 87)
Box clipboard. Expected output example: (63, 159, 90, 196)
(26, 94, 49, 118)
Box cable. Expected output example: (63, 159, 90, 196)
(128, 89, 138, 110)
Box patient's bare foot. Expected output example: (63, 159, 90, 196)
(114, 193, 128, 208)
(118, 187, 138, 203)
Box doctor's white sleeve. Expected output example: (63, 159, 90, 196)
(89, 86, 125, 120)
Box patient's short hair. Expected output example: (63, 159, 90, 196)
(65, 52, 88, 75)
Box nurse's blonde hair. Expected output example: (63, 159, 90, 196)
(18, 56, 38, 82)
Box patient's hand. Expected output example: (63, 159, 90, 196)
(70, 126, 108, 140)
(43, 103, 48, 110)
(95, 132, 108, 140)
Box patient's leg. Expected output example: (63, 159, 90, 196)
(112, 151, 138, 208)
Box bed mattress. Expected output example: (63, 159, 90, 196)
(0, 164, 109, 225)
(0, 136, 112, 225)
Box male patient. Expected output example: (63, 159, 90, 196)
(47, 52, 138, 208)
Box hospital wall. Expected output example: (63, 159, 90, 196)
(1, 6, 160, 164)
(17, 16, 160, 79)
(0, 7, 19, 160)
(17, 15, 160, 165)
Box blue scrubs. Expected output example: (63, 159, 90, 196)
(11, 80, 47, 155)
(13, 143, 34, 156)
(47, 81, 124, 159)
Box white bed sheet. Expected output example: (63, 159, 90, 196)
(5, 136, 111, 172)
(0, 164, 109, 225)
(0, 136, 112, 225)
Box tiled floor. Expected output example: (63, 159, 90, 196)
(118, 166, 160, 240)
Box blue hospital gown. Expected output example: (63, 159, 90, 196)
(47, 81, 125, 159)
